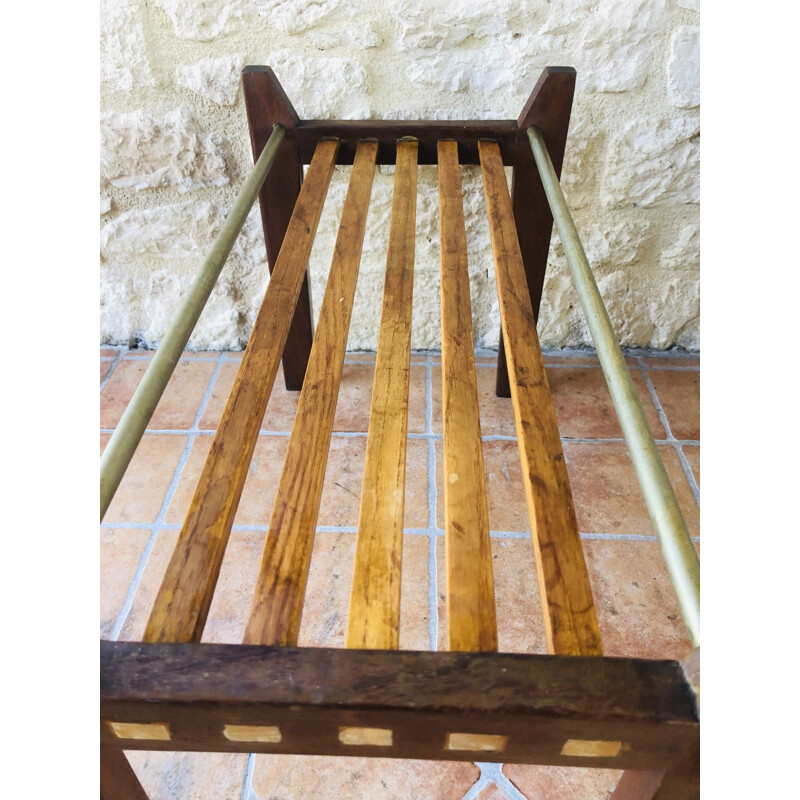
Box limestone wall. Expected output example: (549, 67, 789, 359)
(100, 0, 700, 351)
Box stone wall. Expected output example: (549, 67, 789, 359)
(100, 0, 700, 351)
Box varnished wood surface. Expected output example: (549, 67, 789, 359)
(347, 139, 418, 650)
(480, 141, 602, 656)
(142, 140, 339, 644)
(438, 140, 497, 652)
(101, 642, 699, 769)
(293, 119, 517, 164)
(496, 66, 576, 396)
(244, 141, 378, 646)
(242, 66, 315, 390)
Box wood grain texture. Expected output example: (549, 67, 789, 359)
(142, 140, 338, 644)
(496, 66, 576, 397)
(438, 139, 498, 653)
(101, 642, 699, 770)
(480, 140, 602, 656)
(242, 66, 315, 390)
(347, 139, 418, 650)
(100, 746, 149, 800)
(244, 140, 378, 646)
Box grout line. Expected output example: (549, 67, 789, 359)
(676, 444, 701, 508)
(639, 359, 701, 509)
(108, 353, 226, 640)
(459, 769, 495, 800)
(425, 355, 439, 652)
(477, 762, 529, 800)
(240, 753, 256, 800)
(98, 427, 700, 448)
(99, 347, 127, 392)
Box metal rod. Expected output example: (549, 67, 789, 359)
(527, 125, 700, 646)
(100, 123, 287, 521)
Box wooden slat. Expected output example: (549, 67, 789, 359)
(101, 642, 700, 770)
(100, 746, 149, 800)
(142, 140, 339, 644)
(437, 139, 497, 652)
(244, 140, 378, 646)
(347, 139, 418, 650)
(479, 140, 603, 656)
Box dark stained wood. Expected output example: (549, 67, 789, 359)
(496, 66, 576, 397)
(242, 66, 314, 391)
(294, 119, 518, 165)
(612, 648, 699, 799)
(100, 746, 149, 800)
(101, 642, 698, 769)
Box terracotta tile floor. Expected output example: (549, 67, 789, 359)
(100, 347, 700, 800)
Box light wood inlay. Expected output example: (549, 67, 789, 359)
(223, 725, 282, 743)
(437, 139, 497, 653)
(143, 140, 339, 644)
(562, 739, 623, 758)
(347, 139, 418, 650)
(244, 141, 378, 646)
(108, 722, 171, 741)
(479, 140, 602, 656)
(339, 727, 394, 746)
(447, 732, 508, 752)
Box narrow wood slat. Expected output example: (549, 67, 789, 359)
(479, 140, 603, 656)
(347, 139, 418, 650)
(143, 140, 339, 644)
(437, 139, 497, 653)
(244, 140, 378, 646)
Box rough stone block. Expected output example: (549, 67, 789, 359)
(175, 56, 244, 106)
(667, 26, 700, 109)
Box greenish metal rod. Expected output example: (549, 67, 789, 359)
(527, 125, 700, 646)
(100, 123, 287, 521)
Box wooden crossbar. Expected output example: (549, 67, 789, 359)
(437, 140, 497, 652)
(347, 139, 418, 650)
(479, 140, 603, 656)
(142, 140, 338, 644)
(244, 140, 378, 646)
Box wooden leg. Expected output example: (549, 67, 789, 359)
(100, 746, 149, 800)
(242, 66, 314, 391)
(612, 738, 699, 800)
(497, 66, 576, 397)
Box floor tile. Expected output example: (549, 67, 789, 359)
(641, 355, 699, 369)
(101, 358, 217, 430)
(436, 537, 546, 654)
(100, 361, 113, 382)
(99, 528, 149, 638)
(563, 443, 699, 535)
(583, 539, 694, 660)
(100, 348, 120, 358)
(543, 353, 601, 366)
(504, 764, 622, 800)
(251, 754, 479, 800)
(547, 367, 666, 440)
(102, 433, 187, 524)
(474, 783, 516, 800)
(436, 440, 530, 533)
(646, 369, 699, 440)
(118, 529, 177, 641)
(683, 445, 700, 487)
(126, 751, 247, 800)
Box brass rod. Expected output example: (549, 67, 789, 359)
(100, 123, 287, 521)
(526, 125, 700, 646)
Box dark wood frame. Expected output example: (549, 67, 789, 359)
(100, 67, 699, 800)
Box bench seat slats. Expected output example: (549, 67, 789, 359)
(437, 140, 498, 653)
(347, 139, 418, 650)
(142, 139, 339, 644)
(244, 140, 378, 647)
(479, 140, 603, 656)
